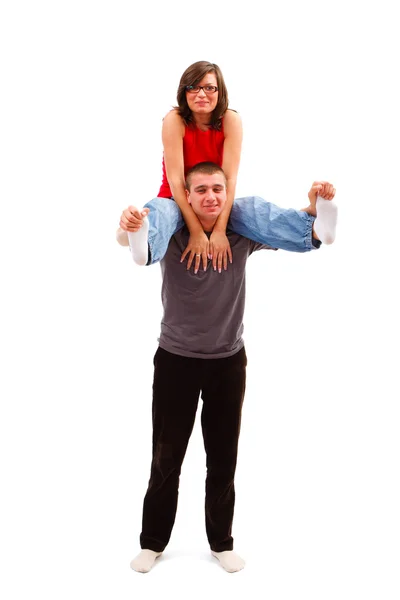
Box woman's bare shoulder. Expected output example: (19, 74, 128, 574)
(163, 108, 184, 125)
(162, 109, 185, 138)
(223, 109, 242, 137)
(162, 109, 185, 146)
(224, 108, 242, 125)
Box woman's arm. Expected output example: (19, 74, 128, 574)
(162, 110, 203, 233)
(162, 110, 209, 273)
(209, 110, 243, 271)
(214, 109, 243, 231)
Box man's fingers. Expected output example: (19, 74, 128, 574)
(120, 213, 143, 232)
(323, 185, 333, 200)
(120, 222, 140, 232)
(121, 213, 139, 225)
(123, 211, 142, 225)
(319, 183, 335, 200)
(120, 217, 130, 230)
(128, 206, 142, 218)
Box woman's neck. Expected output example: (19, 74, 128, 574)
(192, 113, 211, 130)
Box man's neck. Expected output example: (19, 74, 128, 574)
(198, 218, 217, 232)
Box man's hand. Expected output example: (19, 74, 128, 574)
(308, 181, 336, 204)
(209, 230, 232, 273)
(180, 230, 210, 274)
(119, 206, 149, 232)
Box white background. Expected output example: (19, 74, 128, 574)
(1, 0, 399, 598)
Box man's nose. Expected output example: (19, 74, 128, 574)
(204, 190, 216, 202)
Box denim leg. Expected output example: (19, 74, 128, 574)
(143, 197, 185, 264)
(229, 196, 316, 252)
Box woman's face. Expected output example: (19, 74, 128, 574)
(185, 71, 219, 116)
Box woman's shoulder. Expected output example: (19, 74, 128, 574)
(222, 109, 242, 136)
(162, 109, 185, 135)
(163, 108, 183, 123)
(223, 108, 241, 125)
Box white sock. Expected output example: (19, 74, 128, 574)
(127, 216, 149, 266)
(130, 549, 162, 573)
(313, 195, 338, 245)
(211, 550, 245, 573)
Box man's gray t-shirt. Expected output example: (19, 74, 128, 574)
(158, 228, 274, 359)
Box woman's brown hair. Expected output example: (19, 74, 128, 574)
(175, 61, 229, 131)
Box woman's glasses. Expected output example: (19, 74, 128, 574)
(185, 85, 218, 94)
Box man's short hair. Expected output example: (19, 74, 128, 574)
(185, 162, 226, 191)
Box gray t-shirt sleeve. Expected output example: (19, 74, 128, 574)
(248, 241, 278, 254)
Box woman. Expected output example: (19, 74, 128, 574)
(117, 61, 337, 272)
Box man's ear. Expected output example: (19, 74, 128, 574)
(186, 188, 191, 204)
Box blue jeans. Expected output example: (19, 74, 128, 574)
(143, 196, 316, 265)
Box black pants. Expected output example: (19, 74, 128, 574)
(140, 346, 247, 553)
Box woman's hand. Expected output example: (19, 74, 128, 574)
(209, 230, 232, 273)
(180, 230, 210, 274)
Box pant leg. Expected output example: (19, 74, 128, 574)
(229, 196, 316, 252)
(143, 197, 185, 265)
(140, 348, 201, 552)
(200, 348, 247, 552)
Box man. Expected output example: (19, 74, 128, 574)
(120, 163, 336, 573)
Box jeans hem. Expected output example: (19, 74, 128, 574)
(305, 213, 316, 251)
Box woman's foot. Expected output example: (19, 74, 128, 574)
(127, 211, 150, 265)
(313, 195, 338, 244)
(303, 181, 337, 244)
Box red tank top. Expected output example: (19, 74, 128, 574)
(158, 119, 225, 198)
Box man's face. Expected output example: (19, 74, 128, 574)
(186, 172, 227, 223)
